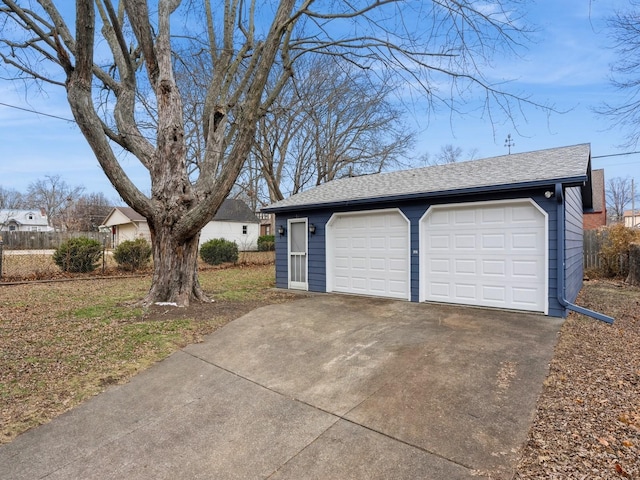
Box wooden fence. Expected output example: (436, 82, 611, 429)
(583, 230, 603, 270)
(0, 231, 111, 250)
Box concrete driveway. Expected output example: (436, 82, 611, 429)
(0, 294, 562, 479)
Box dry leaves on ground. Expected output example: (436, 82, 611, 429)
(515, 280, 640, 479)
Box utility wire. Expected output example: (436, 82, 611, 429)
(0, 101, 75, 122)
(592, 151, 640, 159)
(0, 101, 155, 142)
(2, 100, 640, 161)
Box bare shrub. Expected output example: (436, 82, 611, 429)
(597, 224, 640, 278)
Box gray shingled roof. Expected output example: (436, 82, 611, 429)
(103, 199, 258, 224)
(263, 144, 591, 212)
(116, 206, 147, 222)
(213, 199, 259, 223)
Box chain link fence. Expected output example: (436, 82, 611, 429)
(0, 243, 117, 281)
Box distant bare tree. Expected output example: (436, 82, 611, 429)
(606, 176, 635, 222)
(0, 186, 26, 209)
(263, 58, 413, 200)
(26, 175, 84, 230)
(68, 192, 113, 231)
(419, 145, 479, 166)
(436, 145, 463, 164)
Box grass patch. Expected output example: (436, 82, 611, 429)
(0, 263, 293, 444)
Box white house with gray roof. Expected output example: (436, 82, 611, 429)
(0, 209, 54, 232)
(263, 144, 609, 320)
(102, 199, 260, 250)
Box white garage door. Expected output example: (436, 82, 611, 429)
(421, 200, 547, 313)
(328, 210, 410, 300)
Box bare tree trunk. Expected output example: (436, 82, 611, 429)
(144, 221, 208, 306)
(627, 243, 640, 286)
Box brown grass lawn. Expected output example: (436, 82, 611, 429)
(0, 261, 294, 444)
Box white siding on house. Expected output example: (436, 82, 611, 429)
(114, 223, 151, 245)
(0, 209, 54, 232)
(200, 221, 260, 251)
(625, 212, 640, 228)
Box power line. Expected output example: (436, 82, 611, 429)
(2, 99, 640, 160)
(592, 151, 640, 159)
(0, 101, 75, 123)
(0, 101, 156, 142)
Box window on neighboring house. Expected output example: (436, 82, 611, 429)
(31, 227, 38, 232)
(9, 225, 16, 231)
(27, 213, 34, 220)
(242, 225, 248, 235)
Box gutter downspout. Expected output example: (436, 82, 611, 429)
(555, 183, 614, 324)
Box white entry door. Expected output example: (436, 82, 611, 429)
(420, 200, 548, 313)
(288, 218, 308, 290)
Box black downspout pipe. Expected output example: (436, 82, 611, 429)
(555, 183, 614, 324)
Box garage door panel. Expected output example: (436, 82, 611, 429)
(454, 209, 476, 224)
(512, 205, 540, 223)
(512, 232, 539, 250)
(429, 210, 450, 225)
(429, 234, 450, 249)
(482, 259, 506, 276)
(429, 282, 451, 298)
(455, 283, 477, 299)
(329, 211, 409, 300)
(429, 258, 450, 274)
(422, 201, 546, 313)
(370, 257, 386, 270)
(482, 234, 505, 249)
(481, 208, 506, 224)
(512, 287, 542, 306)
(454, 259, 476, 275)
(454, 234, 476, 249)
(482, 285, 506, 302)
(512, 260, 539, 277)
(389, 258, 408, 272)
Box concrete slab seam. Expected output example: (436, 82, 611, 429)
(182, 349, 475, 475)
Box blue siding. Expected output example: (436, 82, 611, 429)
(274, 188, 571, 317)
(564, 186, 584, 304)
(539, 195, 563, 318)
(274, 218, 288, 289)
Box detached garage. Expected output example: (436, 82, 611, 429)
(263, 144, 605, 319)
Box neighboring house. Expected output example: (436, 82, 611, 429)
(256, 211, 274, 236)
(263, 144, 596, 319)
(624, 209, 640, 228)
(0, 209, 54, 232)
(101, 199, 260, 250)
(101, 207, 151, 246)
(200, 199, 260, 250)
(583, 169, 606, 230)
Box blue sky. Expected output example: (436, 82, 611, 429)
(1, 1, 639, 204)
